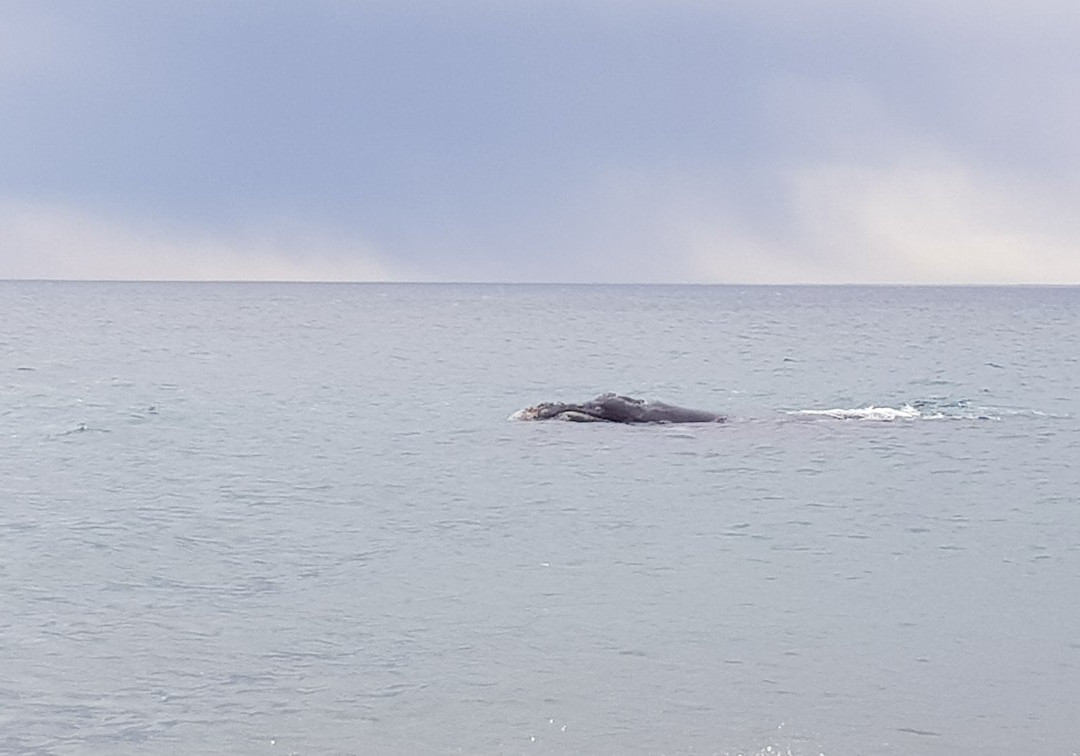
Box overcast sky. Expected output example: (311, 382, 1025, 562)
(3, 1, 1080, 283)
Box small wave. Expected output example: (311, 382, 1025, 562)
(788, 401, 1013, 421)
(788, 405, 922, 421)
(55, 423, 111, 436)
(988, 406, 1071, 420)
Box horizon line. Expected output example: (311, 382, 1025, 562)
(2, 278, 1079, 288)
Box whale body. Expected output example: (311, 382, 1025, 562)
(512, 393, 725, 424)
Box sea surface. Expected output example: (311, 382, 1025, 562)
(2, 282, 1079, 755)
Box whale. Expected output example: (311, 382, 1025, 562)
(512, 393, 726, 424)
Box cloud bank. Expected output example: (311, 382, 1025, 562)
(2, 1, 1079, 283)
(0, 200, 403, 282)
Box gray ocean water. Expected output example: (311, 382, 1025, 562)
(2, 282, 1079, 755)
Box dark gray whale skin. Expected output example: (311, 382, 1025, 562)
(513, 393, 725, 424)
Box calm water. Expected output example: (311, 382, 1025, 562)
(2, 282, 1079, 755)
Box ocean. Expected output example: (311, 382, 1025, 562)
(2, 282, 1078, 755)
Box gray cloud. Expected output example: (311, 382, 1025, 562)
(2, 1, 1079, 282)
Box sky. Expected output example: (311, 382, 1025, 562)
(3, 0, 1080, 284)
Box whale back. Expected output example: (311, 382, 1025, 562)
(513, 394, 725, 424)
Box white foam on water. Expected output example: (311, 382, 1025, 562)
(788, 405, 922, 421)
